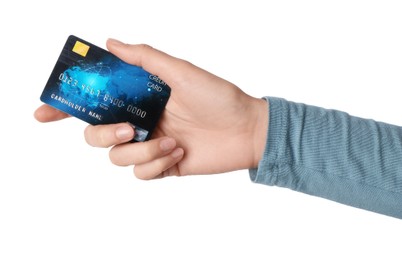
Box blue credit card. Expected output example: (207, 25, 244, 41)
(40, 35, 171, 142)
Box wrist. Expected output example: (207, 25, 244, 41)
(250, 97, 269, 168)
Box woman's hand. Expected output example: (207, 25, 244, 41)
(34, 39, 268, 179)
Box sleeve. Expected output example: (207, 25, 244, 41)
(249, 97, 402, 219)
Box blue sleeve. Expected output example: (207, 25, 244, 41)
(249, 97, 402, 219)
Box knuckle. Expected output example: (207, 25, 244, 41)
(84, 126, 95, 146)
(136, 43, 154, 51)
(142, 144, 156, 161)
(108, 146, 127, 166)
(154, 159, 169, 175)
(98, 129, 109, 147)
(108, 148, 119, 165)
(85, 125, 111, 147)
(133, 166, 151, 180)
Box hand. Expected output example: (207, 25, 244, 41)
(34, 39, 269, 179)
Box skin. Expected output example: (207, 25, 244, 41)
(34, 39, 269, 180)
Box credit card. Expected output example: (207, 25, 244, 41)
(40, 35, 171, 142)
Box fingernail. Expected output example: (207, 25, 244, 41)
(171, 148, 184, 158)
(116, 126, 134, 140)
(108, 38, 124, 46)
(160, 138, 176, 152)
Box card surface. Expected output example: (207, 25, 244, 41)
(40, 35, 171, 142)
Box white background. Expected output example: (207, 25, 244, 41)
(1, 0, 402, 259)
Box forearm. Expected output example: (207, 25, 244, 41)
(250, 97, 402, 219)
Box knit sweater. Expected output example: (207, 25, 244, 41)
(250, 97, 402, 219)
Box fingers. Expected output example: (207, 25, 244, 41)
(84, 123, 135, 147)
(34, 104, 70, 122)
(110, 136, 184, 180)
(109, 137, 177, 165)
(134, 147, 184, 180)
(84, 123, 184, 179)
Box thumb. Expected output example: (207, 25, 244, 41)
(106, 39, 177, 83)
